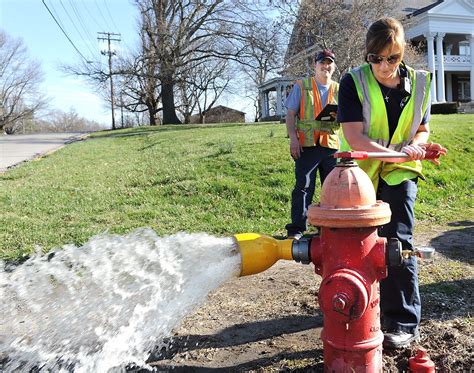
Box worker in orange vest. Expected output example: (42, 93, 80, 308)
(285, 50, 340, 239)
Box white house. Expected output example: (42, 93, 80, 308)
(405, 0, 474, 103)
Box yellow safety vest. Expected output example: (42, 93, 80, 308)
(342, 64, 431, 190)
(295, 78, 340, 149)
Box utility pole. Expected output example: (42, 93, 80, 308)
(120, 91, 124, 128)
(98, 32, 121, 130)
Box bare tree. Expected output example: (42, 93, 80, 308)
(111, 13, 167, 127)
(277, 0, 401, 78)
(64, 1, 275, 126)
(133, 0, 254, 124)
(0, 30, 47, 133)
(240, 19, 285, 122)
(115, 55, 162, 126)
(39, 108, 103, 132)
(177, 58, 232, 124)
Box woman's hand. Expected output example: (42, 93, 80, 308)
(402, 142, 447, 165)
(401, 144, 426, 161)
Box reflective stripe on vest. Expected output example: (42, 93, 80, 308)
(295, 78, 340, 149)
(347, 64, 431, 189)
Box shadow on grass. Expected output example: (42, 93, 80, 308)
(91, 122, 275, 140)
(428, 220, 473, 265)
(420, 278, 473, 321)
(138, 139, 165, 151)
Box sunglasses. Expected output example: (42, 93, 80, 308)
(367, 53, 401, 65)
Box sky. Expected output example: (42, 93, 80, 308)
(0, 0, 141, 127)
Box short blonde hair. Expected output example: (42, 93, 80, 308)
(366, 17, 405, 58)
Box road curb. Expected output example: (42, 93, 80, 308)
(0, 133, 91, 174)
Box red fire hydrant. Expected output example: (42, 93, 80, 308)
(291, 155, 402, 372)
(235, 154, 406, 371)
(235, 147, 446, 369)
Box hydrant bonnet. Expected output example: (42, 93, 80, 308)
(308, 162, 391, 228)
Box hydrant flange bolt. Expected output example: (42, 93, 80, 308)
(333, 293, 348, 311)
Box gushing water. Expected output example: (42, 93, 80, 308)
(0, 228, 241, 372)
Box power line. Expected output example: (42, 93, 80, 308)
(59, 0, 98, 59)
(94, 0, 114, 32)
(79, 0, 107, 32)
(78, 0, 123, 52)
(67, 0, 100, 58)
(41, 0, 92, 63)
(102, 0, 120, 33)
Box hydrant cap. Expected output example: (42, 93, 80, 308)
(307, 163, 391, 228)
(320, 164, 375, 208)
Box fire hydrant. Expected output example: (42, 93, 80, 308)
(234, 154, 403, 372)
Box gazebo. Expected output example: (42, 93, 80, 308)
(258, 77, 293, 122)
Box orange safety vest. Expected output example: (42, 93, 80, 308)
(295, 77, 340, 149)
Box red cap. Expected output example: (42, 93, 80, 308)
(316, 50, 335, 63)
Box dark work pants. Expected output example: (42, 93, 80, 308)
(286, 146, 337, 236)
(378, 178, 421, 333)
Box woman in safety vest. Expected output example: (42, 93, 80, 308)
(337, 17, 446, 349)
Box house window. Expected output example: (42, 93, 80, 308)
(459, 42, 470, 56)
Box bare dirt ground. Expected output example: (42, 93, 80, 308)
(147, 221, 473, 372)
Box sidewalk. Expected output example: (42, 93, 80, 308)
(0, 133, 88, 172)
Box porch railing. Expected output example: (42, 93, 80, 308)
(433, 55, 471, 64)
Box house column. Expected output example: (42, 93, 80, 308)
(259, 89, 267, 119)
(436, 32, 446, 102)
(282, 84, 289, 118)
(468, 34, 474, 102)
(424, 32, 437, 102)
(276, 83, 282, 117)
(280, 84, 287, 118)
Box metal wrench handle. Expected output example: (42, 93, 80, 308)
(335, 150, 441, 160)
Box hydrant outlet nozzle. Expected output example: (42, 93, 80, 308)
(292, 238, 311, 264)
(386, 237, 403, 267)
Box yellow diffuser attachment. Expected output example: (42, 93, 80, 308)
(234, 233, 294, 276)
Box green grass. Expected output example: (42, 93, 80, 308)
(0, 115, 472, 260)
(416, 114, 473, 222)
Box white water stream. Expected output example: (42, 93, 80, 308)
(0, 228, 241, 372)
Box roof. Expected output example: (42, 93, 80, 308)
(190, 106, 246, 118)
(205, 105, 246, 115)
(408, 0, 444, 17)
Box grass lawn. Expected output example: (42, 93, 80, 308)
(0, 114, 472, 260)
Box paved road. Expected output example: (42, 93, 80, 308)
(0, 133, 88, 172)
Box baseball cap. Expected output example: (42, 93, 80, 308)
(315, 50, 335, 63)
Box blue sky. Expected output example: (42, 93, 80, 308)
(0, 0, 139, 126)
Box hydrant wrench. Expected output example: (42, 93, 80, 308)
(335, 149, 445, 162)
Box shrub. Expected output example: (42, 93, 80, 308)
(431, 102, 458, 115)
